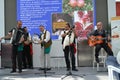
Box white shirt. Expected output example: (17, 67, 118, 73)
(41, 30, 50, 43)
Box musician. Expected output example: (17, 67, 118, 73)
(0, 20, 24, 73)
(22, 27, 33, 69)
(38, 25, 52, 70)
(87, 21, 113, 63)
(61, 23, 78, 71)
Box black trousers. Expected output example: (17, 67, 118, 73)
(12, 45, 22, 71)
(22, 45, 33, 68)
(95, 43, 113, 59)
(63, 45, 76, 69)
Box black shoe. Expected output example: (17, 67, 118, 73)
(72, 68, 78, 71)
(22, 67, 27, 69)
(10, 70, 16, 73)
(28, 66, 33, 69)
(67, 68, 70, 71)
(18, 70, 22, 73)
(39, 68, 51, 70)
(46, 68, 51, 71)
(39, 68, 44, 70)
(96, 58, 99, 63)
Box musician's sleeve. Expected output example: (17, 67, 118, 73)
(1, 28, 14, 40)
(105, 30, 111, 42)
(105, 30, 109, 37)
(28, 33, 32, 41)
(8, 28, 15, 34)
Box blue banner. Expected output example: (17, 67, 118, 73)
(17, 0, 62, 39)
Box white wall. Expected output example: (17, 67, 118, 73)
(0, 0, 5, 38)
(107, 0, 116, 24)
(0, 0, 4, 68)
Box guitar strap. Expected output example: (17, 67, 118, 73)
(40, 30, 52, 48)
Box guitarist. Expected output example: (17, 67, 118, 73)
(87, 21, 113, 63)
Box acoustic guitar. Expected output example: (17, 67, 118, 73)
(88, 34, 119, 49)
(88, 36, 106, 47)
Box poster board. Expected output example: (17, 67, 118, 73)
(111, 16, 120, 56)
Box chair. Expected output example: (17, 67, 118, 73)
(93, 47, 107, 71)
(108, 65, 120, 80)
(106, 56, 120, 80)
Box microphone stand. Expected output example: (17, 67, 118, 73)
(34, 42, 55, 77)
(61, 31, 84, 80)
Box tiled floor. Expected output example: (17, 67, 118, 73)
(0, 67, 108, 80)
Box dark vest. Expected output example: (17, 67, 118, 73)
(62, 30, 75, 45)
(40, 31, 52, 48)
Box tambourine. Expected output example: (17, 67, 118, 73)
(32, 34, 40, 44)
